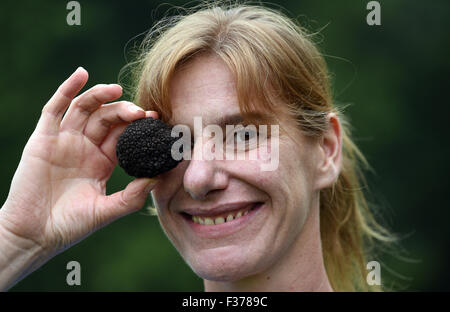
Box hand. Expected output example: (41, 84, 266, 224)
(0, 67, 158, 258)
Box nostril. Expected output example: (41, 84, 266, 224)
(192, 193, 206, 201)
(183, 156, 228, 201)
(184, 188, 206, 201)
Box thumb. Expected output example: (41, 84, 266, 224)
(96, 178, 158, 226)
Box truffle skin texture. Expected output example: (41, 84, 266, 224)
(116, 117, 182, 178)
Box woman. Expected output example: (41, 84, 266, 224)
(0, 2, 393, 291)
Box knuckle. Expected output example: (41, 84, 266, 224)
(119, 101, 134, 111)
(41, 102, 55, 117)
(110, 102, 132, 122)
(96, 106, 114, 127)
(91, 92, 104, 105)
(41, 103, 50, 114)
(76, 84, 108, 106)
(57, 87, 72, 101)
(119, 100, 131, 108)
(76, 102, 92, 116)
(98, 116, 111, 129)
(93, 84, 108, 91)
(90, 84, 109, 98)
(118, 191, 130, 209)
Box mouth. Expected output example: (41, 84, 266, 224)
(181, 202, 261, 225)
(180, 202, 265, 238)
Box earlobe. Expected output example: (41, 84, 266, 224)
(315, 113, 342, 190)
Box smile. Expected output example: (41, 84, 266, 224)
(180, 202, 265, 238)
(191, 204, 255, 225)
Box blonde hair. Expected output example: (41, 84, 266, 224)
(127, 0, 396, 291)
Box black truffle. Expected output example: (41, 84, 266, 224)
(116, 117, 182, 178)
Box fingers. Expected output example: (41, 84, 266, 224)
(37, 67, 88, 134)
(84, 101, 146, 145)
(100, 110, 159, 162)
(60, 83, 123, 132)
(95, 178, 159, 226)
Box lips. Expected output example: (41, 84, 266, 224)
(181, 202, 265, 238)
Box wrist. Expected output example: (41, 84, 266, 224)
(0, 207, 48, 291)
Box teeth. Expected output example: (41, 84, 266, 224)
(214, 217, 225, 225)
(191, 205, 256, 225)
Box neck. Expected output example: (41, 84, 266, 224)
(203, 196, 333, 292)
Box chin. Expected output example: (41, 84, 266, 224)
(186, 247, 256, 282)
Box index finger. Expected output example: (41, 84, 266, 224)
(38, 67, 89, 134)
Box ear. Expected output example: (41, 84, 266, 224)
(313, 113, 342, 191)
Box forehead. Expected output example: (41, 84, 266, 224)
(168, 55, 240, 126)
(166, 54, 291, 133)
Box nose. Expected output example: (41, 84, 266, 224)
(183, 141, 228, 201)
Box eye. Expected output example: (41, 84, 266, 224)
(234, 128, 258, 143)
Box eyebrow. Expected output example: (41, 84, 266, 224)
(212, 113, 244, 128)
(168, 113, 243, 128)
(211, 111, 276, 129)
(173, 112, 272, 129)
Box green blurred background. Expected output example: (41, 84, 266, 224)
(1, 0, 449, 291)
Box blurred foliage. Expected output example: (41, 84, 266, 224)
(0, 0, 449, 291)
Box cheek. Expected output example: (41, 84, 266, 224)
(151, 184, 186, 255)
(149, 165, 188, 248)
(282, 136, 317, 187)
(151, 161, 189, 211)
(269, 138, 316, 223)
(268, 138, 302, 185)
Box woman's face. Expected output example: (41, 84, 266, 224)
(151, 54, 324, 281)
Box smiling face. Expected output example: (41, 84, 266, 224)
(151, 54, 323, 282)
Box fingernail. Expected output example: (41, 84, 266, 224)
(145, 111, 158, 118)
(71, 66, 83, 76)
(109, 83, 122, 89)
(128, 103, 144, 113)
(144, 178, 158, 193)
